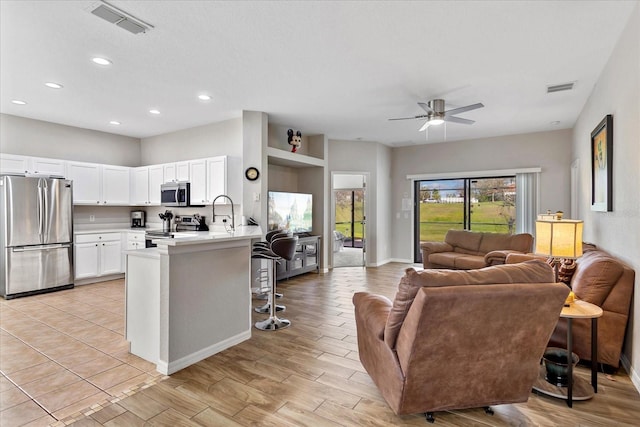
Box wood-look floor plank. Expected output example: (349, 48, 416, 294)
(58, 263, 640, 426)
(191, 407, 244, 427)
(275, 401, 344, 427)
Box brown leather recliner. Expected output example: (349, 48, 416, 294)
(507, 247, 635, 368)
(353, 261, 569, 418)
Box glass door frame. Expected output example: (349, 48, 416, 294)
(413, 175, 516, 263)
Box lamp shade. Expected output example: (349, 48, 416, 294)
(535, 218, 583, 259)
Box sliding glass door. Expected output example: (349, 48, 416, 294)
(414, 176, 516, 262)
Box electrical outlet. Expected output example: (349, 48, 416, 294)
(89, 215, 95, 222)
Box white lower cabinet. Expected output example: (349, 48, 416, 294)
(126, 231, 146, 250)
(74, 233, 123, 280)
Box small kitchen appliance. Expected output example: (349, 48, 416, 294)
(131, 211, 145, 228)
(160, 181, 190, 207)
(175, 214, 208, 232)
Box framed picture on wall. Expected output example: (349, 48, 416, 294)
(590, 114, 613, 212)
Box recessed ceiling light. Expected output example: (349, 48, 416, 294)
(198, 94, 211, 101)
(550, 121, 561, 126)
(149, 109, 160, 115)
(109, 120, 121, 125)
(11, 100, 27, 105)
(92, 57, 112, 66)
(45, 82, 63, 89)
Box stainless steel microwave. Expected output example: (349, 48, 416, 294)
(161, 182, 190, 207)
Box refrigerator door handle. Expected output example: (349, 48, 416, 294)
(12, 243, 71, 252)
(42, 179, 49, 238)
(37, 182, 44, 238)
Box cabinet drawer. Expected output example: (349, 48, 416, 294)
(127, 232, 145, 242)
(75, 233, 122, 244)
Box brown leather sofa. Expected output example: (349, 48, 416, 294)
(420, 229, 533, 270)
(353, 261, 569, 418)
(507, 247, 635, 368)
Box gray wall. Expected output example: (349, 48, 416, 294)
(140, 118, 242, 165)
(140, 117, 247, 224)
(571, 3, 639, 383)
(0, 114, 140, 166)
(390, 129, 573, 262)
(328, 139, 392, 266)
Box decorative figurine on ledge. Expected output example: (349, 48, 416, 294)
(287, 128, 302, 153)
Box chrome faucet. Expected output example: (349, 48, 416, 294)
(212, 194, 235, 232)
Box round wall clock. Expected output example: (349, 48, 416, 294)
(245, 167, 260, 181)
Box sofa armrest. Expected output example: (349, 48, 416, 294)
(353, 292, 392, 340)
(505, 253, 546, 264)
(420, 241, 454, 255)
(485, 250, 527, 266)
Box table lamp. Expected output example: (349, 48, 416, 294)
(535, 215, 583, 283)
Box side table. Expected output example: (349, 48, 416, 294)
(532, 299, 603, 407)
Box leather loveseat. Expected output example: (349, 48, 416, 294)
(507, 247, 635, 368)
(420, 229, 534, 270)
(353, 260, 568, 418)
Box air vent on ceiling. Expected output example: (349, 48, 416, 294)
(547, 82, 575, 93)
(91, 2, 153, 35)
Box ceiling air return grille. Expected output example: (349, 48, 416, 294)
(91, 2, 153, 35)
(547, 82, 575, 93)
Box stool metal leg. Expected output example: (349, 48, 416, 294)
(255, 258, 291, 331)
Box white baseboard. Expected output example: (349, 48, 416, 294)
(75, 273, 125, 286)
(620, 353, 640, 394)
(157, 330, 251, 375)
(389, 258, 414, 264)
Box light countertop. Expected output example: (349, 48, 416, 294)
(151, 225, 263, 247)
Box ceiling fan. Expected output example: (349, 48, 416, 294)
(389, 99, 484, 131)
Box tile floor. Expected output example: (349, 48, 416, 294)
(0, 280, 165, 427)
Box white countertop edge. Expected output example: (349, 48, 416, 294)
(125, 248, 161, 259)
(75, 228, 146, 235)
(154, 226, 263, 247)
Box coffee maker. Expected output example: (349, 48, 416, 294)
(131, 211, 145, 228)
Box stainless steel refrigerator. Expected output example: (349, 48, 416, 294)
(1, 175, 74, 299)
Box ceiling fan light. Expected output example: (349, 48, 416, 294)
(429, 118, 444, 125)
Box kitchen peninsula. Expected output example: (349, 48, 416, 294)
(125, 226, 263, 375)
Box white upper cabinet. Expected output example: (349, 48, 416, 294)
(0, 153, 66, 177)
(1, 153, 231, 207)
(207, 157, 227, 204)
(67, 162, 101, 204)
(189, 159, 207, 204)
(163, 163, 177, 183)
(148, 165, 164, 204)
(67, 161, 130, 205)
(176, 162, 190, 181)
(131, 165, 163, 205)
(101, 165, 130, 205)
(131, 167, 150, 205)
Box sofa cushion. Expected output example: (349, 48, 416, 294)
(383, 260, 554, 349)
(571, 251, 624, 306)
(453, 255, 486, 270)
(479, 232, 532, 254)
(428, 252, 465, 267)
(445, 230, 482, 255)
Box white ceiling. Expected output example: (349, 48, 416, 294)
(1, 1, 636, 146)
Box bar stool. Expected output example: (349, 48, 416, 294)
(255, 235, 298, 331)
(252, 230, 287, 293)
(252, 231, 289, 313)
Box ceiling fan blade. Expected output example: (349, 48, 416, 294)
(388, 115, 429, 121)
(418, 121, 430, 132)
(444, 103, 484, 116)
(444, 116, 475, 125)
(417, 102, 434, 113)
